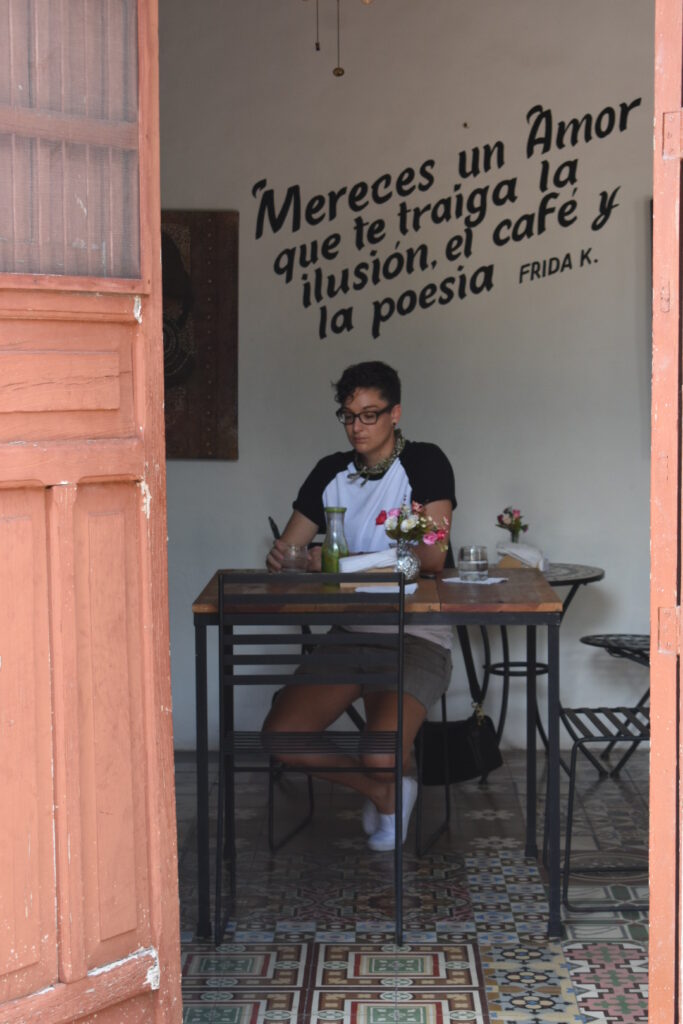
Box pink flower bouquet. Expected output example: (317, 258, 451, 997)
(495, 506, 529, 543)
(376, 501, 449, 548)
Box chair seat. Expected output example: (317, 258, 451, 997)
(561, 706, 650, 743)
(580, 633, 650, 667)
(229, 730, 399, 763)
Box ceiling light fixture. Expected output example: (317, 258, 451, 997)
(304, 0, 374, 76)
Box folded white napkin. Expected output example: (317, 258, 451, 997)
(355, 583, 418, 594)
(339, 549, 397, 573)
(445, 576, 508, 585)
(496, 541, 546, 569)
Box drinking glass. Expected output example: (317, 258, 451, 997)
(458, 545, 488, 581)
(280, 544, 310, 572)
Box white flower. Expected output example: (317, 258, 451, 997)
(401, 516, 419, 532)
(385, 516, 398, 531)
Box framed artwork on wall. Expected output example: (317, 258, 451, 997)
(161, 209, 238, 459)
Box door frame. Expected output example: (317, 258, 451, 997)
(650, 0, 681, 1020)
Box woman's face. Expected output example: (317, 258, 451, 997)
(340, 387, 401, 465)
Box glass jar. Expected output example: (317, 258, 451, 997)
(321, 507, 349, 573)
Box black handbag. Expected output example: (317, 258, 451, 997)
(414, 705, 503, 784)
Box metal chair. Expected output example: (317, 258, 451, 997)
(579, 634, 650, 773)
(554, 633, 650, 911)
(473, 565, 606, 754)
(266, 517, 450, 857)
(561, 705, 649, 912)
(215, 570, 406, 945)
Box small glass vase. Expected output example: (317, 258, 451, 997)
(396, 538, 420, 582)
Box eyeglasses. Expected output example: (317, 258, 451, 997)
(335, 404, 393, 426)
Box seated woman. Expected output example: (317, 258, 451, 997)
(264, 360, 456, 851)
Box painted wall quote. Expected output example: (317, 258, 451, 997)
(251, 97, 642, 340)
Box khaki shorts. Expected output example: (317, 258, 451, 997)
(293, 627, 452, 712)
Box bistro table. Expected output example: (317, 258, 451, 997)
(544, 562, 605, 611)
(192, 567, 564, 938)
(461, 564, 605, 740)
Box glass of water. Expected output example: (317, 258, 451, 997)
(458, 545, 488, 581)
(280, 544, 310, 572)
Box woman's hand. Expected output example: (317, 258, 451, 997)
(266, 540, 322, 572)
(265, 510, 320, 572)
(266, 538, 287, 573)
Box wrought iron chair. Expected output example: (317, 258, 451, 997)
(560, 705, 650, 912)
(215, 570, 407, 944)
(559, 634, 650, 912)
(266, 517, 450, 856)
(578, 634, 650, 773)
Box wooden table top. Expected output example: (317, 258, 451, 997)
(438, 568, 563, 613)
(192, 568, 562, 617)
(192, 571, 440, 614)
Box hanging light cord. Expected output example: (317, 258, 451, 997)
(311, 0, 351, 75)
(337, 0, 341, 67)
(333, 0, 344, 75)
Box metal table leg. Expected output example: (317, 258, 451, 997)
(525, 626, 537, 858)
(546, 623, 562, 938)
(195, 617, 212, 939)
(455, 625, 484, 703)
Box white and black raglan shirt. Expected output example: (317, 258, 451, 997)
(293, 440, 457, 649)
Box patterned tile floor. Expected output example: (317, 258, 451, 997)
(176, 749, 648, 1022)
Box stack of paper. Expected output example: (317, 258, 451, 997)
(495, 542, 547, 569)
(339, 549, 397, 573)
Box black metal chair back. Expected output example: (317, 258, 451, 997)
(214, 571, 406, 944)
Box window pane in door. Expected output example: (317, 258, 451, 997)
(0, 0, 140, 278)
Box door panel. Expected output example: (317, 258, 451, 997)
(0, 489, 55, 1006)
(0, 322, 135, 441)
(73, 483, 151, 966)
(0, 350, 121, 415)
(0, 301, 136, 441)
(0, 0, 140, 279)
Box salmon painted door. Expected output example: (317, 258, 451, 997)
(0, 2, 182, 1022)
(651, 1, 683, 1020)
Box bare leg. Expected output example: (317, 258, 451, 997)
(360, 690, 427, 811)
(262, 684, 426, 812)
(263, 680, 362, 736)
(263, 681, 388, 806)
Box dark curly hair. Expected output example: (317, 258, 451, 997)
(333, 361, 401, 408)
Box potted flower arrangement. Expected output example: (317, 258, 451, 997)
(376, 501, 449, 579)
(495, 506, 529, 544)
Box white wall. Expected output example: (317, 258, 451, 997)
(159, 0, 654, 749)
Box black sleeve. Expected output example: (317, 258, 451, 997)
(292, 451, 350, 533)
(402, 442, 457, 509)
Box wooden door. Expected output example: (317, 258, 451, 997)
(0, 2, 181, 1022)
(651, 1, 682, 1020)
